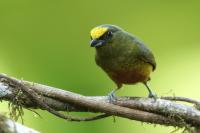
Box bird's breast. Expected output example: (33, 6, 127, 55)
(95, 53, 153, 84)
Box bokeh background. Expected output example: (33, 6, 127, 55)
(0, 0, 200, 133)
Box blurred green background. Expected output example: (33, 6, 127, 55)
(0, 0, 200, 132)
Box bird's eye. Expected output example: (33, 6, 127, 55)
(107, 31, 113, 38)
(90, 36, 93, 40)
(98, 31, 113, 40)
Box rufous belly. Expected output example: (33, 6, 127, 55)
(107, 64, 153, 84)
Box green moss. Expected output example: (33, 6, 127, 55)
(8, 87, 24, 123)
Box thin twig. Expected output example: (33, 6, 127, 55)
(161, 96, 200, 106)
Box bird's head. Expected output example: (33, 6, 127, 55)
(90, 24, 123, 48)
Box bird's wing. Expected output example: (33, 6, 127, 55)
(133, 39, 156, 71)
(139, 49, 156, 71)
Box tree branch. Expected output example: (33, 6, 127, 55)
(0, 113, 39, 133)
(0, 74, 200, 132)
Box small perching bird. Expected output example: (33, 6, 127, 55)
(90, 24, 156, 101)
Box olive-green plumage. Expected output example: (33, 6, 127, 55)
(90, 24, 156, 99)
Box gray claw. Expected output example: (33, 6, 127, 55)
(148, 92, 157, 101)
(108, 91, 117, 103)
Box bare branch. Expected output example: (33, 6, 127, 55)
(1, 74, 200, 131)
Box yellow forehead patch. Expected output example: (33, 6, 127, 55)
(90, 27, 108, 39)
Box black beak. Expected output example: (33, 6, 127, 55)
(90, 39, 99, 47)
(90, 39, 106, 47)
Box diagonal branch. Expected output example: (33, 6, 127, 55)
(0, 74, 200, 131)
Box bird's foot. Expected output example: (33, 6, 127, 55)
(148, 92, 157, 101)
(108, 91, 117, 103)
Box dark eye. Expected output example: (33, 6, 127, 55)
(99, 31, 113, 40)
(107, 31, 113, 38)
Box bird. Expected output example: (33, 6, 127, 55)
(89, 24, 156, 101)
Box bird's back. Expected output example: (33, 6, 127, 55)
(130, 34, 156, 71)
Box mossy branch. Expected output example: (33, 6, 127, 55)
(0, 74, 200, 132)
